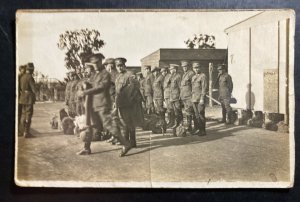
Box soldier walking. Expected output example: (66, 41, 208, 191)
(115, 58, 144, 148)
(152, 66, 166, 131)
(180, 60, 195, 133)
(191, 62, 208, 136)
(169, 64, 183, 129)
(215, 64, 233, 124)
(144, 65, 155, 114)
(19, 63, 37, 138)
(77, 54, 131, 157)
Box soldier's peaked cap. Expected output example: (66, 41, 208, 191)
(192, 62, 201, 68)
(160, 66, 168, 72)
(114, 57, 127, 65)
(103, 58, 115, 65)
(217, 64, 226, 70)
(86, 53, 105, 64)
(169, 64, 179, 70)
(26, 63, 35, 70)
(181, 60, 190, 66)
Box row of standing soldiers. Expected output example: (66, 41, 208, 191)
(136, 61, 233, 136)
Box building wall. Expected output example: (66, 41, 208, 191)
(227, 19, 289, 114)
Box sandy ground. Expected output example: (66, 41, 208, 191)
(15, 102, 290, 187)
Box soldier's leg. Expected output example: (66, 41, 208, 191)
(157, 99, 166, 132)
(171, 101, 183, 129)
(165, 98, 175, 128)
(76, 127, 92, 155)
(183, 99, 193, 132)
(192, 102, 201, 135)
(223, 98, 232, 124)
(98, 109, 131, 157)
(197, 103, 206, 135)
(148, 95, 155, 114)
(220, 99, 227, 123)
(23, 104, 34, 138)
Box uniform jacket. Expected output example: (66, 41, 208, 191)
(139, 78, 145, 97)
(180, 70, 195, 100)
(169, 73, 182, 102)
(191, 73, 207, 103)
(216, 73, 233, 99)
(19, 73, 37, 105)
(163, 73, 171, 99)
(115, 70, 144, 126)
(83, 69, 112, 111)
(144, 73, 154, 96)
(109, 70, 119, 102)
(152, 74, 164, 100)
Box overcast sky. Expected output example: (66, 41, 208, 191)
(17, 10, 260, 80)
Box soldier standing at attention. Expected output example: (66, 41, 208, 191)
(70, 72, 80, 116)
(77, 54, 132, 157)
(19, 63, 37, 138)
(161, 66, 174, 128)
(169, 64, 183, 129)
(215, 64, 233, 124)
(115, 58, 144, 148)
(180, 60, 195, 133)
(18, 65, 26, 136)
(191, 62, 208, 136)
(136, 72, 145, 108)
(144, 65, 155, 114)
(152, 67, 166, 130)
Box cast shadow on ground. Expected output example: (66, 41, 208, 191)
(126, 122, 251, 157)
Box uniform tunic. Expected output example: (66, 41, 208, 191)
(152, 74, 164, 113)
(144, 72, 154, 110)
(169, 72, 182, 116)
(180, 70, 195, 116)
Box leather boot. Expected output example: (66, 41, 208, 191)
(76, 142, 91, 155)
(116, 129, 132, 157)
(129, 129, 136, 148)
(23, 120, 34, 138)
(186, 115, 193, 132)
(166, 112, 175, 128)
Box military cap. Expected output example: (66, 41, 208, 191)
(151, 66, 160, 72)
(114, 57, 127, 65)
(103, 58, 115, 65)
(26, 63, 35, 70)
(169, 64, 179, 70)
(181, 60, 190, 67)
(144, 65, 151, 70)
(192, 62, 201, 68)
(86, 53, 105, 64)
(160, 66, 168, 73)
(217, 64, 226, 70)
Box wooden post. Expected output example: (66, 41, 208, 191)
(209, 62, 213, 107)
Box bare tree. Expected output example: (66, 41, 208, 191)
(57, 29, 105, 70)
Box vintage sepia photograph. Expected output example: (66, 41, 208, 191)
(15, 9, 295, 188)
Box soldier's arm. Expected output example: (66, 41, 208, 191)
(29, 77, 37, 95)
(84, 73, 111, 95)
(200, 75, 208, 101)
(227, 75, 233, 94)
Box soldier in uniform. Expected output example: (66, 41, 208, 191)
(69, 72, 80, 116)
(18, 65, 26, 131)
(215, 64, 233, 124)
(103, 58, 119, 142)
(64, 71, 72, 111)
(180, 60, 195, 132)
(161, 66, 174, 128)
(115, 58, 144, 148)
(144, 65, 155, 114)
(77, 54, 132, 157)
(169, 64, 183, 129)
(191, 62, 208, 136)
(136, 72, 146, 111)
(75, 68, 87, 116)
(152, 67, 166, 129)
(19, 63, 37, 138)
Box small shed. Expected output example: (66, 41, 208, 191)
(225, 10, 294, 123)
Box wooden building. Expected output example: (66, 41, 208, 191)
(225, 10, 294, 123)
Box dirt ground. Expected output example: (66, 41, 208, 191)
(15, 102, 291, 187)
